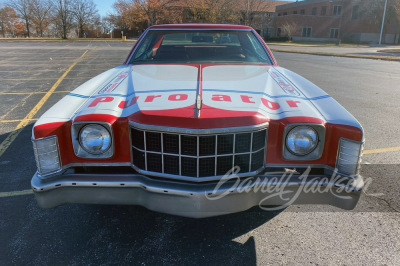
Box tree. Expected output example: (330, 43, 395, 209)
(361, 0, 400, 27)
(281, 21, 298, 42)
(134, 0, 176, 26)
(53, 0, 73, 39)
(30, 0, 53, 37)
(0, 7, 25, 37)
(361, 0, 400, 43)
(71, 0, 99, 38)
(7, 0, 32, 37)
(184, 0, 241, 24)
(101, 16, 116, 35)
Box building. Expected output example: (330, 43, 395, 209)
(276, 0, 400, 44)
(170, 0, 290, 39)
(114, 0, 289, 39)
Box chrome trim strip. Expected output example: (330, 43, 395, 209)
(196, 136, 199, 178)
(161, 132, 164, 173)
(144, 130, 148, 171)
(131, 164, 265, 183)
(131, 147, 266, 158)
(249, 132, 253, 171)
(179, 135, 182, 176)
(129, 121, 269, 135)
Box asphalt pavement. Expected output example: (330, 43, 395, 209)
(0, 41, 399, 265)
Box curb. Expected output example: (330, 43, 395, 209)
(270, 49, 400, 62)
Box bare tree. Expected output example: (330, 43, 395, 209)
(53, 0, 73, 39)
(101, 16, 115, 35)
(243, 0, 263, 26)
(361, 0, 400, 26)
(281, 21, 298, 42)
(30, 0, 53, 37)
(7, 0, 32, 37)
(71, 0, 98, 38)
(361, 0, 400, 43)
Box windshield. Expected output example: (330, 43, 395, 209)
(129, 30, 273, 65)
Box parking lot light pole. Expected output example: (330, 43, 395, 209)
(379, 0, 389, 45)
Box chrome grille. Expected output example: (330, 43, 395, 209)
(130, 126, 268, 181)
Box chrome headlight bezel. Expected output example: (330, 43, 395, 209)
(283, 124, 326, 161)
(72, 123, 115, 159)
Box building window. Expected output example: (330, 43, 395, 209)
(352, 5, 359, 20)
(300, 9, 305, 15)
(312, 7, 317, 16)
(333, 5, 342, 16)
(321, 6, 327, 16)
(302, 27, 312, 38)
(330, 28, 339, 38)
(293, 11, 298, 14)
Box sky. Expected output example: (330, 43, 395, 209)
(0, 0, 300, 18)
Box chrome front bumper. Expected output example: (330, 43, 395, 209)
(31, 170, 364, 218)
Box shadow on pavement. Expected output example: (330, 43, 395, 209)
(2, 197, 285, 265)
(0, 127, 285, 265)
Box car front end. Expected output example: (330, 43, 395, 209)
(31, 25, 364, 218)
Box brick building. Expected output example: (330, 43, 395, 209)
(114, 1, 289, 39)
(169, 0, 289, 39)
(276, 0, 400, 44)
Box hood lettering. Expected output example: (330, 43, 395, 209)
(119, 97, 139, 109)
(169, 94, 189, 102)
(212, 95, 232, 102)
(89, 97, 114, 108)
(87, 93, 302, 113)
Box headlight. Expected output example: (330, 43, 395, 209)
(286, 126, 318, 156)
(79, 124, 112, 155)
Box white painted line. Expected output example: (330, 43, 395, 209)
(0, 50, 88, 159)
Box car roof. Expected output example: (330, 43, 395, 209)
(149, 24, 254, 31)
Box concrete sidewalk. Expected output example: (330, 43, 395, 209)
(267, 43, 400, 61)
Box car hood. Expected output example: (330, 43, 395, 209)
(36, 65, 361, 129)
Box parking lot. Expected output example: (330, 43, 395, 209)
(0, 40, 399, 265)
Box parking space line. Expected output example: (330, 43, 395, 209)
(363, 147, 400, 155)
(1, 78, 62, 81)
(0, 189, 33, 198)
(0, 119, 38, 124)
(0, 91, 71, 96)
(0, 50, 88, 159)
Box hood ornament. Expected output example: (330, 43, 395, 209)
(196, 65, 203, 119)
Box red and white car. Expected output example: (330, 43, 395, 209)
(31, 24, 364, 217)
